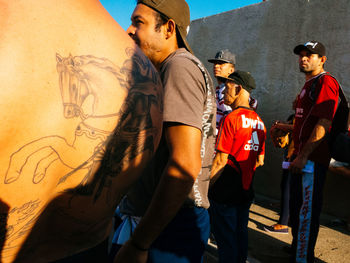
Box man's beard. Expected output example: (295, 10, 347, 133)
(299, 66, 310, 73)
(131, 36, 141, 47)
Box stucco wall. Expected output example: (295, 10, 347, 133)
(187, 0, 350, 218)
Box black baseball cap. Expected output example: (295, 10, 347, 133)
(218, 70, 256, 93)
(293, 41, 326, 56)
(137, 0, 193, 53)
(208, 49, 236, 65)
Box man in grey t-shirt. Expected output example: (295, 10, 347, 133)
(113, 1, 216, 263)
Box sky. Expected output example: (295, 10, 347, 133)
(100, 0, 262, 30)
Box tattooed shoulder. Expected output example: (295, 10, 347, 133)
(0, 47, 163, 262)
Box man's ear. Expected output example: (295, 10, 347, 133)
(229, 66, 235, 74)
(321, 55, 327, 65)
(164, 19, 176, 39)
(235, 85, 242, 95)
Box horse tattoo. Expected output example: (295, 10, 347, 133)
(4, 51, 162, 203)
(1, 50, 162, 261)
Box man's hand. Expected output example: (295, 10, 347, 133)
(272, 121, 293, 132)
(289, 118, 331, 174)
(270, 122, 292, 148)
(114, 240, 148, 263)
(290, 155, 308, 174)
(256, 154, 265, 168)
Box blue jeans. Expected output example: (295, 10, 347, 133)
(209, 199, 251, 263)
(109, 206, 210, 263)
(148, 206, 210, 263)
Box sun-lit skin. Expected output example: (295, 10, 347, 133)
(127, 4, 164, 67)
(126, 4, 178, 70)
(223, 81, 250, 109)
(223, 81, 238, 106)
(213, 61, 235, 83)
(298, 50, 326, 80)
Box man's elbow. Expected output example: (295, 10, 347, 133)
(318, 118, 332, 131)
(168, 157, 201, 183)
(185, 160, 202, 182)
(218, 157, 228, 168)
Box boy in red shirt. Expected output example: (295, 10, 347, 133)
(209, 70, 266, 263)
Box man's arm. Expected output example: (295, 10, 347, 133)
(114, 124, 202, 263)
(256, 131, 266, 168)
(290, 118, 331, 174)
(256, 154, 265, 168)
(210, 151, 229, 186)
(273, 122, 294, 132)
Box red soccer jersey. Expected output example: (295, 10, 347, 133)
(293, 73, 339, 165)
(216, 107, 266, 190)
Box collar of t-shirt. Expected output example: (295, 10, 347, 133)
(232, 106, 253, 112)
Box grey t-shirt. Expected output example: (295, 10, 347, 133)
(120, 48, 216, 216)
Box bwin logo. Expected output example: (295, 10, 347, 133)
(241, 115, 264, 130)
(245, 131, 259, 151)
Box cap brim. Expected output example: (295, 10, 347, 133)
(178, 26, 193, 54)
(216, 75, 253, 93)
(207, 59, 232, 64)
(293, 44, 322, 55)
(216, 75, 233, 83)
(293, 45, 309, 55)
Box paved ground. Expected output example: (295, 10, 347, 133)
(204, 194, 350, 263)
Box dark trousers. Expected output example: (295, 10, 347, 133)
(278, 168, 291, 225)
(148, 207, 210, 263)
(209, 200, 251, 263)
(289, 162, 327, 263)
(109, 207, 210, 263)
(52, 238, 108, 263)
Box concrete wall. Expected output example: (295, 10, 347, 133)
(187, 0, 350, 219)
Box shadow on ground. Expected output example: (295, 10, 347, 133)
(205, 195, 349, 262)
(255, 195, 350, 236)
(248, 211, 326, 263)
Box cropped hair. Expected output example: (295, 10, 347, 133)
(154, 12, 169, 32)
(154, 11, 184, 49)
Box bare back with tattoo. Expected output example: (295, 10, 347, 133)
(0, 0, 163, 262)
